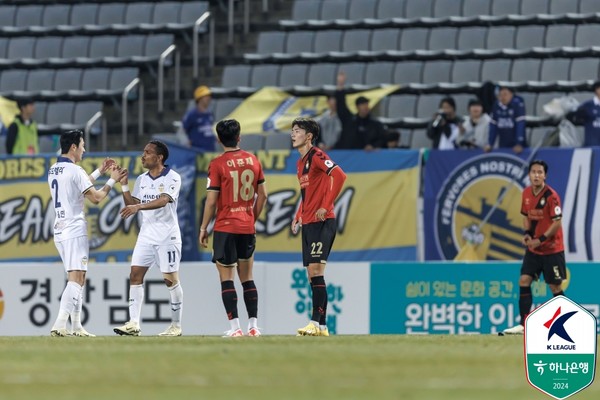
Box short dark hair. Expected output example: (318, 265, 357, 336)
(215, 119, 240, 148)
(149, 140, 169, 163)
(60, 129, 84, 154)
(498, 85, 514, 94)
(593, 81, 600, 92)
(440, 96, 456, 111)
(468, 99, 483, 109)
(17, 98, 34, 109)
(291, 117, 320, 144)
(529, 159, 548, 174)
(355, 96, 369, 106)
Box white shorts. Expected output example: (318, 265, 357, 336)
(131, 242, 181, 273)
(55, 236, 89, 272)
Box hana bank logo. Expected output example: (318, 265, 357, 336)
(544, 306, 577, 350)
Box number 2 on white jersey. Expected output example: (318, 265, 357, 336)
(229, 169, 255, 202)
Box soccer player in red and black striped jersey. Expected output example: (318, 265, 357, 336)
(199, 119, 268, 337)
(290, 117, 347, 336)
(502, 159, 566, 335)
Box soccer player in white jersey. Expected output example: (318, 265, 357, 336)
(48, 129, 125, 337)
(113, 140, 184, 337)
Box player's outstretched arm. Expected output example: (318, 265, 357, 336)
(199, 191, 219, 248)
(89, 158, 117, 183)
(253, 182, 268, 223)
(120, 193, 170, 219)
(85, 166, 126, 204)
(118, 169, 139, 206)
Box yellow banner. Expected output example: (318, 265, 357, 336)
(225, 86, 401, 134)
(0, 96, 19, 128)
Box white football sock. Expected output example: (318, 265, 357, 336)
(168, 282, 183, 328)
(320, 325, 327, 331)
(71, 287, 84, 330)
(52, 281, 82, 330)
(229, 318, 241, 331)
(248, 317, 258, 329)
(129, 284, 144, 324)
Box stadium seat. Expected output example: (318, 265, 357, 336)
(370, 29, 400, 51)
(264, 133, 292, 150)
(320, 0, 349, 20)
(7, 37, 35, 60)
(34, 37, 63, 59)
(307, 63, 337, 86)
(520, 0, 549, 15)
(0, 38, 7, 59)
(365, 62, 394, 85)
(545, 25, 575, 47)
(511, 59, 541, 82)
(570, 58, 600, 80)
(125, 3, 155, 25)
(81, 68, 111, 92)
(54, 68, 83, 92)
(480, 59, 512, 82)
(535, 92, 564, 116)
(515, 26, 546, 49)
(451, 60, 481, 83)
(548, 0, 579, 14)
(387, 95, 417, 118)
(108, 68, 139, 91)
(250, 65, 280, 87)
(241, 134, 264, 152)
(339, 62, 366, 85)
(144, 34, 175, 57)
(416, 95, 442, 118)
(285, 31, 315, 53)
(257, 32, 286, 54)
(15, 5, 43, 27)
(152, 2, 181, 25)
(456, 27, 487, 50)
(399, 28, 429, 51)
(279, 64, 309, 86)
(410, 129, 431, 149)
(491, 0, 520, 15)
(452, 94, 473, 115)
(580, 0, 600, 13)
(461, 0, 491, 16)
(540, 59, 571, 82)
(433, 0, 462, 18)
(89, 36, 118, 58)
(314, 30, 343, 53)
(175, 1, 210, 31)
(72, 102, 103, 126)
(62, 36, 91, 58)
(97, 4, 126, 25)
(0, 5, 16, 27)
(376, 0, 406, 18)
(342, 30, 371, 52)
(42, 4, 70, 27)
(291, 0, 321, 20)
(405, 0, 433, 18)
(70, 4, 99, 27)
(27, 69, 55, 91)
(518, 92, 536, 113)
(428, 27, 458, 50)
(348, 0, 378, 20)
(575, 25, 600, 48)
(0, 70, 27, 92)
(393, 61, 423, 84)
(422, 61, 452, 83)
(213, 98, 242, 121)
(221, 65, 251, 87)
(486, 27, 516, 50)
(44, 102, 75, 128)
(38, 136, 57, 154)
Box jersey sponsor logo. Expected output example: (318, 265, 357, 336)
(324, 160, 334, 168)
(434, 153, 530, 260)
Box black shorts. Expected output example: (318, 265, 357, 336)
(212, 231, 256, 267)
(301, 218, 337, 267)
(521, 250, 566, 285)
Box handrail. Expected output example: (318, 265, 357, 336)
(263, 0, 269, 13)
(122, 78, 143, 149)
(84, 111, 106, 151)
(193, 11, 212, 80)
(158, 44, 180, 113)
(244, 0, 250, 35)
(228, 0, 234, 46)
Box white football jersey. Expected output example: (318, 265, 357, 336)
(132, 166, 182, 245)
(48, 157, 94, 242)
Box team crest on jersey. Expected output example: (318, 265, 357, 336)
(158, 183, 165, 193)
(540, 197, 545, 206)
(81, 256, 88, 267)
(434, 154, 530, 260)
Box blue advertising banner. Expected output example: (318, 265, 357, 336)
(423, 148, 600, 261)
(370, 262, 600, 334)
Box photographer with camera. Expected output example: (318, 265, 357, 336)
(426, 97, 463, 150)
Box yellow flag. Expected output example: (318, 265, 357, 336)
(0, 96, 19, 129)
(226, 85, 401, 134)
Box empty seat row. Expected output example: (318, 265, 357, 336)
(27, 101, 103, 131)
(221, 58, 600, 88)
(290, 0, 598, 21)
(255, 24, 600, 55)
(0, 34, 174, 60)
(0, 68, 139, 98)
(0, 2, 208, 33)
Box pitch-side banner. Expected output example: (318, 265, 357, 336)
(0, 147, 197, 262)
(226, 86, 400, 134)
(423, 148, 600, 261)
(195, 149, 420, 262)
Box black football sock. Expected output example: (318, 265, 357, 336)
(242, 280, 258, 319)
(311, 275, 327, 323)
(553, 290, 564, 297)
(221, 280, 238, 320)
(519, 286, 532, 326)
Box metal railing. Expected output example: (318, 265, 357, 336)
(122, 78, 144, 149)
(193, 11, 213, 80)
(84, 111, 107, 152)
(158, 44, 180, 113)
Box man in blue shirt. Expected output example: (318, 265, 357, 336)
(566, 81, 600, 147)
(485, 86, 527, 154)
(182, 85, 215, 152)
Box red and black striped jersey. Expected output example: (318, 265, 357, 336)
(521, 184, 564, 255)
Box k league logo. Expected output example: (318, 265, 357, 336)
(525, 296, 597, 399)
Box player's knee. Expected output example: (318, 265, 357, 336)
(164, 278, 173, 287)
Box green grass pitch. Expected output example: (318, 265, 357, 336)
(0, 335, 598, 400)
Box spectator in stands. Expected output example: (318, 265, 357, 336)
(457, 99, 491, 149)
(6, 98, 38, 155)
(316, 96, 341, 151)
(426, 97, 463, 150)
(182, 85, 216, 152)
(384, 129, 409, 149)
(566, 81, 600, 147)
(485, 86, 526, 154)
(334, 71, 386, 150)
